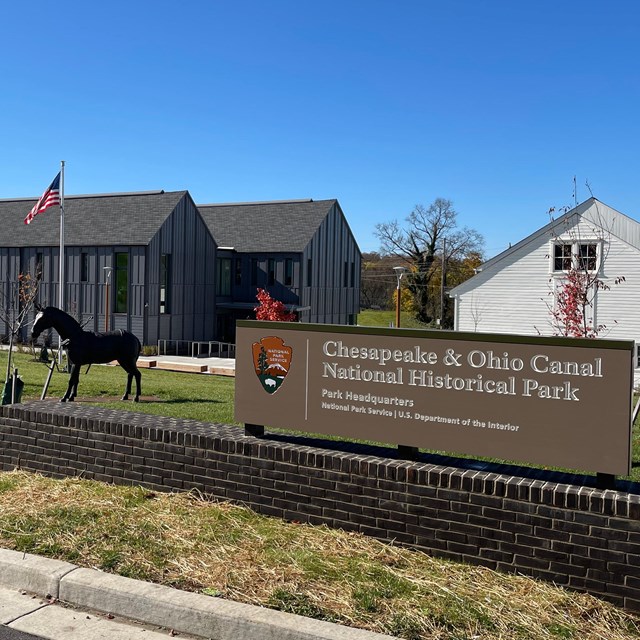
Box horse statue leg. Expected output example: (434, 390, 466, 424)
(62, 364, 80, 402)
(122, 372, 133, 401)
(119, 360, 141, 402)
(133, 367, 141, 402)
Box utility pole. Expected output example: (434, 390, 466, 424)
(440, 238, 446, 329)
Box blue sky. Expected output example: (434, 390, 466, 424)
(1, 1, 639, 258)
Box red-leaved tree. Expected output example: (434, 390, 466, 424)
(552, 269, 600, 338)
(254, 289, 297, 322)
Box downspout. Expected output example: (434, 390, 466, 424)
(452, 293, 459, 331)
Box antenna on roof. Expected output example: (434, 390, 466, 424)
(585, 179, 594, 199)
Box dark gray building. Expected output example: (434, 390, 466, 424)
(0, 190, 217, 345)
(198, 199, 361, 342)
(0, 191, 360, 346)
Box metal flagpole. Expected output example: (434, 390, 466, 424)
(59, 160, 65, 311)
(58, 161, 65, 364)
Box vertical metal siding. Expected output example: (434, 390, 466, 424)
(150, 195, 217, 343)
(297, 203, 361, 325)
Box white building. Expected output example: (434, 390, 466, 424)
(449, 198, 640, 372)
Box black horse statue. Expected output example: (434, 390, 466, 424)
(32, 305, 142, 403)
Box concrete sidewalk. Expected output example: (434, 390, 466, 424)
(0, 549, 395, 640)
(0, 585, 200, 640)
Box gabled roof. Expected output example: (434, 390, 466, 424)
(450, 198, 640, 296)
(0, 190, 187, 247)
(197, 199, 337, 252)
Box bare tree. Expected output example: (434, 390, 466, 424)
(360, 252, 405, 309)
(469, 294, 485, 331)
(0, 270, 40, 384)
(375, 198, 484, 324)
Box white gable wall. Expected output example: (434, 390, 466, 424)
(454, 210, 640, 351)
(591, 235, 640, 342)
(454, 231, 554, 335)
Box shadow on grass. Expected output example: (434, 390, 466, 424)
(160, 398, 224, 405)
(72, 397, 223, 405)
(262, 429, 640, 494)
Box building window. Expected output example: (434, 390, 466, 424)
(307, 258, 312, 287)
(160, 254, 171, 314)
(217, 258, 231, 296)
(637, 344, 640, 369)
(235, 258, 242, 286)
(579, 243, 598, 271)
(350, 261, 355, 287)
(553, 242, 599, 273)
(284, 259, 293, 286)
(553, 243, 573, 272)
(251, 259, 259, 286)
(268, 259, 276, 286)
(36, 252, 43, 279)
(115, 252, 128, 313)
(81, 252, 89, 282)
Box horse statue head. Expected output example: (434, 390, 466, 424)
(32, 303, 75, 343)
(31, 302, 48, 342)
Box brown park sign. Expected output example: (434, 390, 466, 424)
(235, 321, 634, 475)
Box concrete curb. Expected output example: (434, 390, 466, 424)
(0, 548, 76, 599)
(0, 549, 395, 640)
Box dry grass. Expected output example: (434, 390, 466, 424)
(0, 470, 639, 640)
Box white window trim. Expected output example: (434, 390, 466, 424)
(549, 239, 602, 275)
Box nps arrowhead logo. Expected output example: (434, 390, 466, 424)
(252, 336, 293, 394)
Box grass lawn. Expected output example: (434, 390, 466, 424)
(0, 470, 638, 640)
(358, 308, 435, 330)
(0, 349, 237, 424)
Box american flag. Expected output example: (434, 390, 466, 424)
(24, 172, 61, 225)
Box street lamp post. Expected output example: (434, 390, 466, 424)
(393, 266, 408, 328)
(103, 266, 113, 332)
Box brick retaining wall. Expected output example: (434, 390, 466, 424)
(1, 401, 639, 611)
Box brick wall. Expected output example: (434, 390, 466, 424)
(1, 401, 639, 611)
